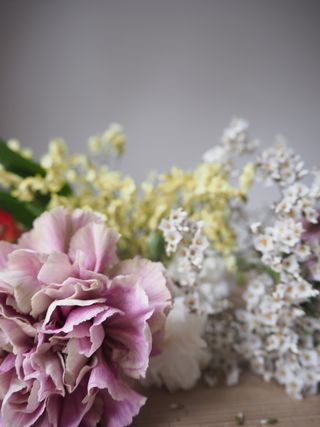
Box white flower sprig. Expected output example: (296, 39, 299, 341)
(203, 118, 259, 164)
(146, 209, 213, 391)
(159, 208, 209, 287)
(237, 140, 320, 398)
(159, 208, 242, 388)
(257, 137, 307, 187)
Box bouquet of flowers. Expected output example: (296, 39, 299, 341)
(0, 119, 319, 426)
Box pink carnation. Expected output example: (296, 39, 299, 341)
(0, 207, 171, 427)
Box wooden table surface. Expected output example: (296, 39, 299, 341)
(133, 372, 320, 426)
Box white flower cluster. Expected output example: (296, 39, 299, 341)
(257, 138, 307, 187)
(167, 253, 231, 317)
(151, 130, 320, 399)
(147, 251, 240, 391)
(222, 118, 258, 155)
(152, 209, 241, 391)
(203, 118, 258, 163)
(204, 309, 241, 387)
(159, 208, 209, 286)
(275, 182, 319, 223)
(237, 142, 320, 398)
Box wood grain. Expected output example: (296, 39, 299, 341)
(133, 372, 320, 426)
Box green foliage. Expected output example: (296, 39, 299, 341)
(0, 191, 42, 228)
(147, 230, 166, 262)
(0, 140, 45, 177)
(0, 140, 72, 227)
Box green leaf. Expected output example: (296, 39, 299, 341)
(58, 182, 73, 197)
(0, 139, 45, 177)
(236, 256, 280, 283)
(147, 231, 166, 261)
(0, 139, 73, 201)
(0, 191, 41, 228)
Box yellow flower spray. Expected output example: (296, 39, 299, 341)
(1, 123, 254, 266)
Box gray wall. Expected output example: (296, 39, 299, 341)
(0, 0, 319, 185)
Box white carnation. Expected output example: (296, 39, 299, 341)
(144, 297, 210, 391)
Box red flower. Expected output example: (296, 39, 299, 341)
(0, 209, 20, 242)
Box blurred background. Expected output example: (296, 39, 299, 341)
(0, 0, 319, 184)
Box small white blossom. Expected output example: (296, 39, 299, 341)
(250, 222, 262, 234)
(281, 255, 299, 275)
(203, 145, 229, 164)
(169, 208, 188, 226)
(294, 243, 311, 261)
(222, 118, 259, 155)
(258, 139, 308, 187)
(158, 218, 174, 234)
(254, 233, 274, 253)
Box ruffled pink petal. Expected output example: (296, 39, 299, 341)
(32, 412, 54, 427)
(57, 376, 94, 427)
(0, 301, 35, 337)
(100, 391, 146, 427)
(77, 325, 105, 357)
(31, 276, 108, 318)
(0, 242, 16, 269)
(81, 307, 122, 338)
(43, 298, 106, 331)
(18, 207, 73, 253)
(111, 258, 172, 354)
(0, 318, 33, 353)
(44, 303, 106, 333)
(0, 250, 44, 313)
(0, 354, 15, 373)
(69, 223, 119, 273)
(79, 397, 104, 427)
(29, 343, 65, 400)
(87, 351, 147, 427)
(44, 300, 123, 358)
(87, 351, 128, 400)
(77, 308, 123, 358)
(105, 278, 153, 378)
(43, 302, 110, 358)
(7, 249, 45, 278)
(70, 209, 103, 232)
(64, 339, 92, 393)
(1, 379, 46, 427)
(0, 354, 16, 400)
(18, 207, 101, 254)
(46, 394, 61, 427)
(37, 252, 74, 284)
